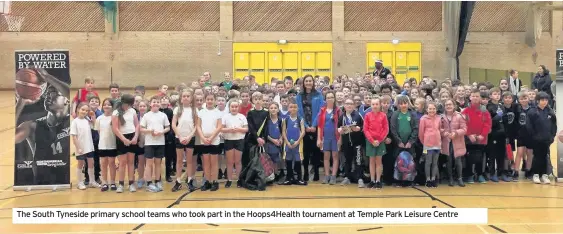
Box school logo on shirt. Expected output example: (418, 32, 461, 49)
(506, 112, 515, 124)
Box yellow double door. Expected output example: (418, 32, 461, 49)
(366, 42, 422, 85)
(233, 43, 332, 84)
(233, 42, 422, 85)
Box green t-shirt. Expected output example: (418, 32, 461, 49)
(397, 111, 412, 143)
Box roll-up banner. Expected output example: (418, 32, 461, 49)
(14, 50, 71, 190)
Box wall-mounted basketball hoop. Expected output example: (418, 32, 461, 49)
(1, 1, 24, 32)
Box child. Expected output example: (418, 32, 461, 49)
(239, 91, 253, 117)
(221, 99, 248, 188)
(502, 91, 518, 180)
(526, 92, 557, 184)
(338, 98, 364, 187)
(281, 100, 307, 185)
(454, 86, 469, 112)
(418, 102, 442, 188)
(140, 96, 170, 192)
(84, 95, 102, 186)
(335, 91, 345, 109)
(220, 72, 233, 90)
(95, 98, 118, 191)
(380, 95, 395, 185)
(279, 94, 290, 120)
(196, 93, 223, 191)
(316, 91, 341, 185)
(171, 90, 198, 192)
(359, 93, 372, 117)
(513, 91, 533, 181)
(157, 84, 169, 97)
(159, 96, 175, 182)
(364, 98, 389, 189)
(273, 81, 286, 105)
(244, 92, 269, 169)
(109, 83, 121, 107)
(527, 89, 537, 107)
(389, 95, 418, 185)
(486, 87, 507, 183)
(216, 96, 229, 179)
(461, 89, 492, 184)
(135, 85, 146, 97)
(440, 99, 467, 187)
(135, 100, 148, 188)
(71, 103, 99, 190)
(72, 77, 98, 118)
(266, 102, 283, 180)
(111, 94, 140, 193)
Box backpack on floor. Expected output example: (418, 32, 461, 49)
(394, 151, 417, 182)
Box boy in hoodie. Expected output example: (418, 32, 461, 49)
(338, 98, 365, 187)
(526, 92, 556, 184)
(486, 88, 509, 183)
(461, 88, 492, 184)
(389, 95, 419, 186)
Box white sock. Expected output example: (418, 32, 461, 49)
(76, 168, 83, 184)
(88, 168, 96, 184)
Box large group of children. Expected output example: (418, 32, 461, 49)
(68, 67, 557, 193)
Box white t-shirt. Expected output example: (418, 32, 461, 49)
(222, 113, 248, 140)
(198, 108, 222, 145)
(94, 115, 116, 150)
(112, 108, 137, 134)
(70, 118, 95, 155)
(140, 111, 170, 146)
(173, 106, 196, 138)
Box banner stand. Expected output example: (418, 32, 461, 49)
(556, 49, 563, 183)
(14, 49, 71, 190)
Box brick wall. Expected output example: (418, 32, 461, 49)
(0, 1, 560, 89)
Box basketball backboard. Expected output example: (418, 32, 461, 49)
(1, 1, 11, 14)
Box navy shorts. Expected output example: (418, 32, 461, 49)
(76, 152, 95, 160)
(322, 138, 338, 152)
(284, 146, 301, 162)
(145, 145, 165, 159)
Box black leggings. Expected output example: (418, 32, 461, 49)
(486, 140, 506, 176)
(302, 132, 321, 181)
(531, 142, 550, 175)
(164, 141, 176, 179)
(343, 144, 364, 182)
(463, 145, 485, 178)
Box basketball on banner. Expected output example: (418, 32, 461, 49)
(14, 50, 71, 190)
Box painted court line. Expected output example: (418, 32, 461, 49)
(10, 223, 563, 234)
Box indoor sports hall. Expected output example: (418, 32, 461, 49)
(1, 1, 563, 234)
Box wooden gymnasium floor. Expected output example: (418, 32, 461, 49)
(0, 90, 562, 234)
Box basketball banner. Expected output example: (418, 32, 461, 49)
(14, 50, 71, 190)
(556, 49, 563, 182)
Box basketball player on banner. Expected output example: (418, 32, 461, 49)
(15, 67, 70, 186)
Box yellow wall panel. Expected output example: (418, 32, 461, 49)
(233, 43, 332, 84)
(234, 52, 250, 81)
(301, 52, 316, 75)
(406, 51, 421, 82)
(250, 52, 265, 84)
(366, 42, 421, 82)
(283, 52, 298, 79)
(268, 52, 283, 81)
(394, 52, 408, 84)
(316, 52, 331, 78)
